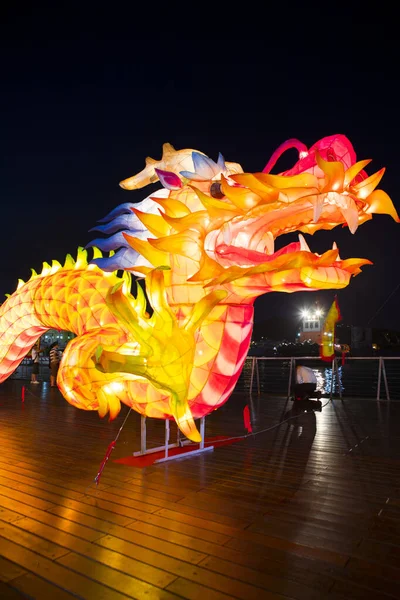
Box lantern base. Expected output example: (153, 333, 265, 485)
(133, 415, 214, 463)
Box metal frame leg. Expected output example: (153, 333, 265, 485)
(134, 416, 214, 462)
(155, 416, 214, 464)
(140, 415, 146, 455)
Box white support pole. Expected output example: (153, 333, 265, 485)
(330, 358, 335, 400)
(154, 417, 214, 464)
(249, 357, 255, 394)
(255, 359, 260, 395)
(337, 358, 343, 400)
(377, 357, 382, 401)
(164, 419, 170, 460)
(140, 415, 146, 455)
(200, 417, 205, 450)
(287, 357, 293, 399)
(155, 444, 214, 463)
(382, 358, 390, 401)
(133, 416, 214, 463)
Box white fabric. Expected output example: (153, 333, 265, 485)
(296, 366, 317, 385)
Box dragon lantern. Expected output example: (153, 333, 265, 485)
(0, 135, 398, 441)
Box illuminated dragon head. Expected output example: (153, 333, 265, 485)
(88, 136, 399, 302)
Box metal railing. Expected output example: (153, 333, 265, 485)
(10, 357, 50, 382)
(236, 356, 400, 400)
(10, 355, 400, 401)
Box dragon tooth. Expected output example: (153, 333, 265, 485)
(312, 195, 324, 222)
(332, 241, 342, 261)
(263, 231, 275, 255)
(298, 233, 311, 252)
(340, 198, 359, 234)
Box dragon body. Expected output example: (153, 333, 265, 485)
(1, 136, 398, 441)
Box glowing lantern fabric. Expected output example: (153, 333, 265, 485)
(0, 136, 398, 441)
(320, 297, 342, 362)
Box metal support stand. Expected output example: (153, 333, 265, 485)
(133, 416, 214, 463)
(337, 358, 343, 400)
(287, 357, 294, 399)
(330, 358, 335, 400)
(140, 415, 146, 455)
(377, 357, 382, 401)
(249, 357, 255, 394)
(382, 358, 390, 401)
(255, 359, 260, 395)
(334, 358, 343, 400)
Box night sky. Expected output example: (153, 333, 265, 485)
(2, 11, 400, 333)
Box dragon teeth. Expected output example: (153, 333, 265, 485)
(332, 241, 341, 261)
(312, 196, 324, 223)
(263, 231, 275, 255)
(340, 202, 359, 234)
(298, 233, 311, 252)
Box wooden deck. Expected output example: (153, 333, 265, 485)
(0, 380, 399, 599)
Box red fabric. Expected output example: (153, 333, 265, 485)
(243, 405, 252, 433)
(114, 436, 241, 468)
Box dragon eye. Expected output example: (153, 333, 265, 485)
(210, 182, 224, 199)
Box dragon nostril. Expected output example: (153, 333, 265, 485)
(210, 182, 224, 199)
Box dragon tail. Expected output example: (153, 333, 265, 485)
(0, 277, 49, 382)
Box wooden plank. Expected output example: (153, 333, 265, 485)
(166, 578, 239, 600)
(47, 497, 136, 527)
(96, 535, 294, 600)
(197, 555, 325, 600)
(0, 487, 57, 511)
(57, 553, 180, 598)
(1, 383, 400, 599)
(8, 573, 83, 600)
(0, 522, 70, 560)
(225, 536, 349, 568)
(50, 503, 232, 545)
(6, 517, 177, 589)
(0, 556, 27, 583)
(126, 520, 334, 594)
(0, 536, 137, 599)
(0, 468, 85, 500)
(0, 495, 106, 541)
(0, 581, 28, 599)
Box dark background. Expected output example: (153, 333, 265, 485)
(1, 9, 399, 335)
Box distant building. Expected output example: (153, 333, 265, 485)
(298, 304, 324, 344)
